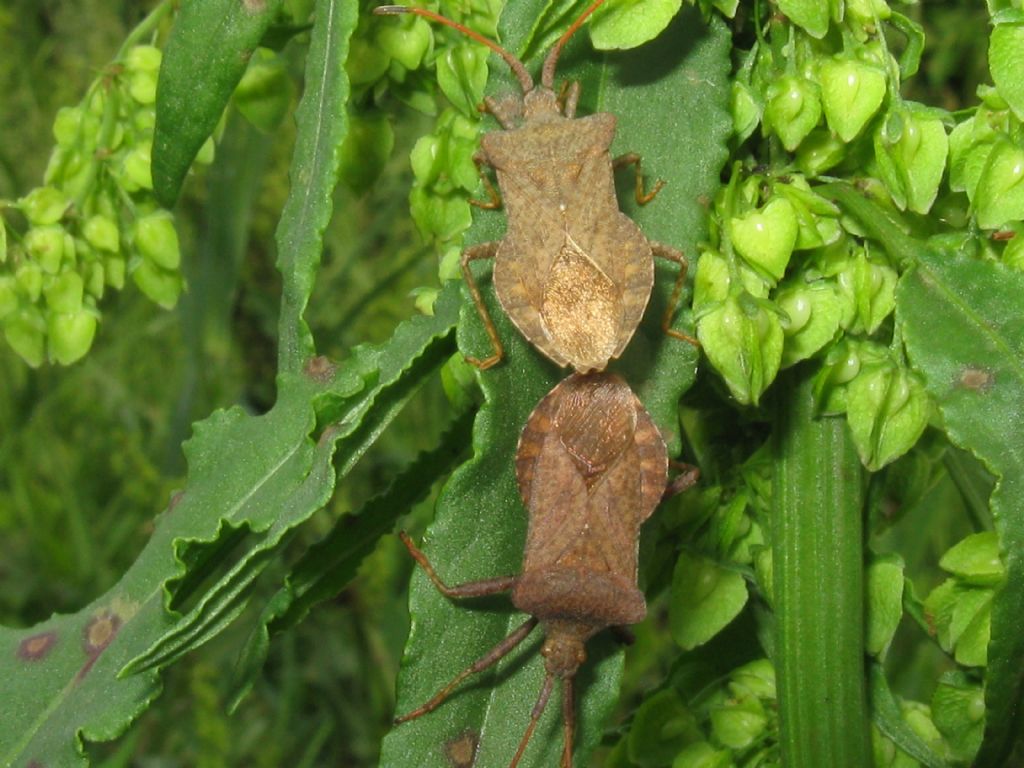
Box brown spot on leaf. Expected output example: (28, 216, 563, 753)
(304, 355, 336, 382)
(243, 0, 266, 13)
(445, 730, 479, 768)
(958, 367, 994, 392)
(18, 632, 57, 661)
(77, 610, 122, 680)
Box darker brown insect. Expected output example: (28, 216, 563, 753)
(375, 1, 696, 373)
(394, 373, 697, 767)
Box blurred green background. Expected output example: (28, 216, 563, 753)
(0, 1, 992, 765)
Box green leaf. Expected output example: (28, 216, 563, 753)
(275, 0, 359, 373)
(153, 0, 285, 206)
(866, 553, 904, 658)
(669, 551, 749, 651)
(0, 278, 459, 764)
(590, 0, 683, 51)
(380, 3, 729, 765)
(627, 689, 700, 766)
(772, 366, 870, 767)
(896, 244, 1024, 765)
(974, 137, 1024, 229)
(931, 672, 986, 762)
(777, 0, 830, 38)
(228, 407, 473, 710)
(989, 23, 1024, 121)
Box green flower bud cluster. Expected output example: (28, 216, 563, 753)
(923, 532, 1005, 668)
(611, 659, 777, 768)
(698, 0, 947, 470)
(368, 0, 500, 315)
(0, 43, 205, 366)
(732, 0, 952, 216)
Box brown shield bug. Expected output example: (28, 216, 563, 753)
(394, 373, 697, 767)
(374, 1, 697, 373)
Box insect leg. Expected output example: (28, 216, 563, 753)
(509, 672, 557, 768)
(651, 243, 700, 347)
(613, 152, 666, 205)
(469, 151, 502, 210)
(461, 242, 505, 369)
(664, 460, 700, 499)
(400, 532, 516, 598)
(395, 617, 539, 725)
(560, 677, 575, 768)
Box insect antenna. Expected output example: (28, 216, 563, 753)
(509, 671, 557, 768)
(374, 5, 534, 93)
(540, 0, 610, 89)
(561, 677, 575, 768)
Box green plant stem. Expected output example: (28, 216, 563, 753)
(116, 0, 175, 59)
(772, 365, 870, 768)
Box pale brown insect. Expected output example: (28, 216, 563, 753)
(375, 1, 696, 373)
(395, 373, 697, 767)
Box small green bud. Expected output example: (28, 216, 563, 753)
(83, 214, 120, 253)
(764, 76, 821, 151)
(84, 261, 105, 299)
(134, 212, 180, 270)
(20, 186, 68, 225)
(866, 554, 905, 657)
(697, 293, 783, 405)
(47, 308, 97, 365)
(845, 0, 892, 24)
(731, 80, 761, 143)
(25, 225, 67, 274)
(132, 260, 182, 308)
(846, 362, 930, 470)
(670, 550, 749, 651)
(710, 700, 767, 750)
(818, 58, 887, 142)
(106, 254, 126, 289)
(777, 282, 843, 367)
(410, 133, 443, 186)
(438, 246, 461, 282)
(693, 249, 731, 310)
(990, 23, 1024, 122)
(376, 15, 432, 71)
(411, 286, 438, 316)
(4, 307, 46, 367)
(121, 144, 153, 191)
(728, 197, 799, 283)
(436, 44, 488, 117)
(128, 68, 158, 105)
(837, 251, 897, 334)
(975, 137, 1024, 229)
(44, 271, 84, 314)
(124, 44, 162, 73)
(729, 659, 776, 701)
(53, 106, 84, 148)
(15, 262, 43, 302)
(796, 129, 847, 176)
(940, 532, 1005, 587)
(873, 106, 949, 214)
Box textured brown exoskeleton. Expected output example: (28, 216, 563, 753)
(394, 373, 697, 767)
(374, 1, 696, 373)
